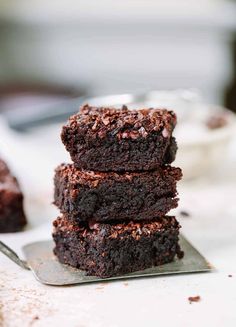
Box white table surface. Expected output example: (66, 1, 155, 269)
(0, 119, 236, 327)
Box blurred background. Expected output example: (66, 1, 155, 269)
(0, 0, 236, 206)
(0, 0, 236, 105)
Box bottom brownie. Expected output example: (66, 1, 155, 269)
(52, 216, 183, 278)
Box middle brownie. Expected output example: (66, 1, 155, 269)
(54, 164, 182, 223)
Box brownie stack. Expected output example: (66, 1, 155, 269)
(52, 104, 183, 278)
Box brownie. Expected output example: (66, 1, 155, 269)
(61, 104, 177, 171)
(0, 159, 27, 233)
(53, 215, 183, 278)
(54, 164, 182, 222)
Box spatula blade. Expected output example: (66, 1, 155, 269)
(22, 235, 213, 286)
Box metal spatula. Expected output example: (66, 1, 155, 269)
(0, 235, 213, 286)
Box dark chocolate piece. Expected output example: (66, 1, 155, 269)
(61, 105, 177, 171)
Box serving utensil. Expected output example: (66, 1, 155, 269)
(0, 235, 213, 286)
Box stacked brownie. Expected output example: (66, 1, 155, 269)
(53, 105, 183, 278)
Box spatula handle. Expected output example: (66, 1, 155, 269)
(0, 241, 30, 270)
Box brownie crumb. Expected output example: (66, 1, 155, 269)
(179, 210, 190, 218)
(188, 296, 201, 303)
(177, 249, 184, 259)
(228, 274, 233, 278)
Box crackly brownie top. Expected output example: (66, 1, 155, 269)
(0, 159, 20, 192)
(53, 216, 180, 240)
(65, 104, 177, 139)
(55, 163, 182, 188)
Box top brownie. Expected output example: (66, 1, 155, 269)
(61, 104, 177, 172)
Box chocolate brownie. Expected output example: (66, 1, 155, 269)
(0, 159, 27, 233)
(53, 215, 183, 278)
(54, 164, 182, 222)
(61, 105, 177, 171)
